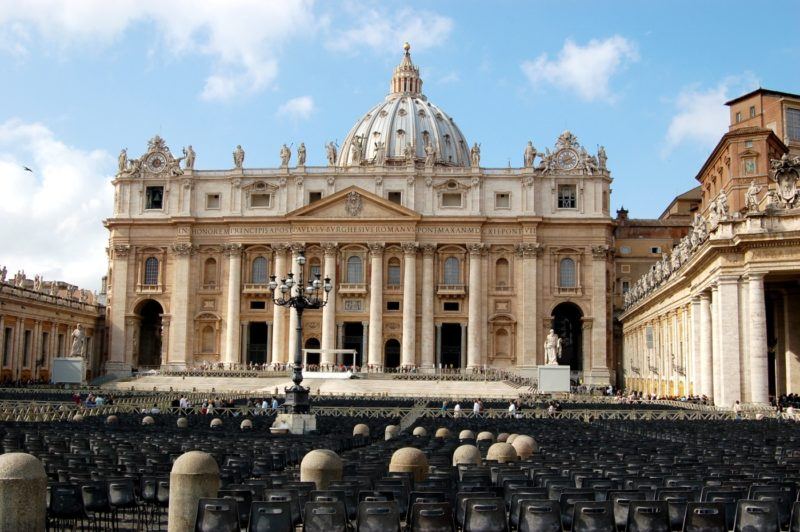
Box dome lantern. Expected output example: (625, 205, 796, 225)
(391, 42, 423, 96)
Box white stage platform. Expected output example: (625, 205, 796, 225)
(537, 365, 571, 393)
(52, 357, 85, 384)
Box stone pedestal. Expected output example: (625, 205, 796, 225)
(272, 413, 317, 435)
(537, 365, 571, 392)
(104, 361, 132, 378)
(52, 357, 86, 384)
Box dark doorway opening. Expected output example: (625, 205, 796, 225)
(384, 339, 401, 368)
(551, 302, 583, 371)
(440, 323, 462, 368)
(137, 300, 163, 368)
(247, 322, 268, 364)
(304, 338, 320, 366)
(343, 322, 364, 367)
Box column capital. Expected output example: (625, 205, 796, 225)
(591, 244, 612, 260)
(290, 242, 306, 255)
(271, 243, 290, 253)
(467, 243, 484, 256)
(361, 321, 370, 327)
(401, 242, 418, 255)
(581, 317, 594, 330)
(112, 244, 131, 259)
(222, 243, 242, 256)
(421, 243, 437, 256)
(368, 242, 385, 256)
(322, 242, 338, 256)
(717, 275, 740, 285)
(745, 271, 766, 281)
(171, 242, 195, 256)
(515, 242, 541, 258)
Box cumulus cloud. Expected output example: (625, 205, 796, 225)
(0, 0, 316, 101)
(0, 119, 113, 290)
(521, 36, 638, 102)
(662, 74, 759, 156)
(277, 96, 315, 121)
(326, 7, 453, 54)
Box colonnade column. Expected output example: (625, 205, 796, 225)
(169, 242, 194, 368)
(287, 243, 305, 366)
(466, 243, 484, 369)
(690, 297, 701, 395)
(222, 243, 242, 366)
(747, 273, 769, 404)
(699, 293, 713, 398)
(420, 244, 436, 369)
(321, 243, 338, 365)
(107, 244, 131, 373)
(367, 243, 384, 369)
(784, 292, 800, 393)
(270, 244, 288, 364)
(717, 276, 742, 407)
(710, 285, 721, 401)
(401, 242, 418, 368)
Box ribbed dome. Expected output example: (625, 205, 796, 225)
(337, 44, 471, 168)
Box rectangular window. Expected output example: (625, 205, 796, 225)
(735, 111, 742, 123)
(386, 301, 400, 311)
(495, 192, 510, 209)
(650, 247, 661, 254)
(310, 264, 321, 279)
(308, 191, 323, 204)
(387, 191, 402, 204)
(145, 186, 164, 210)
(749, 105, 756, 118)
(250, 193, 271, 208)
(787, 108, 800, 141)
(557, 185, 577, 209)
(23, 330, 31, 367)
(745, 140, 754, 148)
(622, 280, 630, 293)
(2, 328, 11, 366)
(387, 263, 401, 286)
(443, 302, 460, 312)
(744, 158, 756, 175)
(250, 301, 266, 310)
(206, 193, 220, 209)
(441, 192, 462, 207)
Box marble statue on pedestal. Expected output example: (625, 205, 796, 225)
(280, 144, 292, 167)
(523, 141, 537, 168)
(597, 146, 607, 170)
(117, 148, 127, 174)
(544, 329, 562, 365)
(233, 145, 245, 169)
(183, 146, 196, 170)
(326, 141, 338, 166)
(745, 180, 762, 212)
(296, 143, 306, 166)
(70, 324, 86, 358)
(470, 143, 481, 166)
(0, 266, 6, 283)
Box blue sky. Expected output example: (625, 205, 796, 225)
(0, 0, 798, 290)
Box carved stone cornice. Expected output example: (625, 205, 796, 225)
(515, 243, 541, 258)
(322, 242, 338, 256)
(112, 244, 131, 259)
(171, 242, 195, 256)
(401, 242, 418, 255)
(222, 243, 242, 256)
(467, 243, 485, 256)
(368, 242, 385, 256)
(421, 243, 437, 256)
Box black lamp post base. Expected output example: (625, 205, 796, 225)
(283, 385, 311, 414)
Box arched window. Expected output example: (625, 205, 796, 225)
(346, 256, 363, 283)
(559, 258, 576, 288)
(444, 257, 460, 285)
(201, 326, 215, 353)
(387, 257, 401, 286)
(495, 258, 509, 288)
(251, 257, 268, 284)
(309, 258, 321, 280)
(203, 258, 217, 286)
(143, 257, 159, 286)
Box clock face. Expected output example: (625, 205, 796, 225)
(145, 153, 167, 173)
(557, 149, 578, 170)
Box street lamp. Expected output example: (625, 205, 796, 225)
(268, 253, 332, 414)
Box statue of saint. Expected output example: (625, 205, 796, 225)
(597, 146, 608, 170)
(424, 144, 436, 167)
(745, 180, 762, 212)
(117, 148, 127, 174)
(0, 266, 6, 283)
(352, 136, 364, 165)
(233, 145, 245, 169)
(373, 141, 386, 166)
(523, 141, 537, 168)
(470, 142, 481, 166)
(183, 145, 196, 170)
(280, 144, 291, 167)
(544, 329, 562, 365)
(70, 324, 86, 358)
(404, 142, 415, 166)
(717, 193, 730, 217)
(296, 143, 306, 166)
(325, 141, 338, 166)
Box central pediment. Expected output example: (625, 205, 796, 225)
(286, 186, 421, 220)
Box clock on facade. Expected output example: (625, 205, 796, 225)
(144, 153, 167, 173)
(557, 148, 578, 170)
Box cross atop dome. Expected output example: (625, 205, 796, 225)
(390, 42, 423, 96)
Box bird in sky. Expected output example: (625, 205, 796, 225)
(22, 166, 33, 172)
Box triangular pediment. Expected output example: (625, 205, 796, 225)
(287, 186, 421, 220)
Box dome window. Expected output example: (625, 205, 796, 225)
(418, 109, 426, 118)
(398, 108, 407, 117)
(396, 129, 405, 137)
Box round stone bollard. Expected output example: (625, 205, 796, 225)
(476, 431, 495, 442)
(168, 451, 220, 532)
(210, 418, 223, 428)
(300, 449, 343, 490)
(142, 416, 155, 426)
(459, 429, 476, 441)
(412, 426, 428, 437)
(353, 424, 370, 437)
(0, 453, 47, 531)
(389, 447, 429, 482)
(240, 419, 253, 431)
(385, 425, 399, 441)
(176, 417, 189, 428)
(486, 442, 518, 463)
(506, 434, 519, 444)
(452, 444, 482, 466)
(435, 427, 451, 439)
(72, 414, 84, 423)
(511, 435, 537, 459)
(106, 415, 119, 425)
(497, 432, 509, 442)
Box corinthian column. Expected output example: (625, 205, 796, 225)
(168, 242, 194, 369)
(222, 243, 242, 365)
(270, 244, 289, 364)
(401, 242, 418, 368)
(748, 273, 769, 404)
(420, 244, 436, 369)
(467, 243, 484, 369)
(367, 243, 384, 369)
(321, 243, 338, 365)
(287, 243, 305, 364)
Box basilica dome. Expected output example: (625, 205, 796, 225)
(337, 43, 471, 168)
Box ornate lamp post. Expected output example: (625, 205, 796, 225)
(268, 253, 332, 414)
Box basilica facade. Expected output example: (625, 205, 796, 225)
(104, 45, 615, 384)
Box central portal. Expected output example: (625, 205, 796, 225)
(247, 323, 268, 364)
(343, 322, 364, 367)
(440, 323, 462, 369)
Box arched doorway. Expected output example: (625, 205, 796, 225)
(137, 299, 163, 368)
(384, 339, 401, 369)
(551, 302, 583, 371)
(304, 338, 320, 366)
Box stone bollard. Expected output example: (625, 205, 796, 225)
(0, 453, 47, 531)
(353, 424, 370, 437)
(385, 425, 399, 441)
(459, 429, 475, 441)
(412, 426, 428, 437)
(452, 444, 482, 466)
(142, 416, 155, 426)
(434, 427, 451, 439)
(497, 432, 509, 442)
(389, 447, 429, 482)
(511, 435, 537, 459)
(507, 434, 519, 444)
(300, 449, 343, 490)
(210, 418, 223, 428)
(168, 451, 220, 532)
(177, 417, 189, 428)
(240, 419, 253, 431)
(486, 442, 518, 463)
(106, 415, 119, 425)
(72, 413, 84, 422)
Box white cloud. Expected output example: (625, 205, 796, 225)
(326, 7, 453, 54)
(0, 119, 113, 291)
(662, 75, 759, 156)
(277, 96, 315, 121)
(521, 36, 638, 102)
(0, 0, 316, 101)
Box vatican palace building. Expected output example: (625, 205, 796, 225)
(104, 45, 615, 384)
